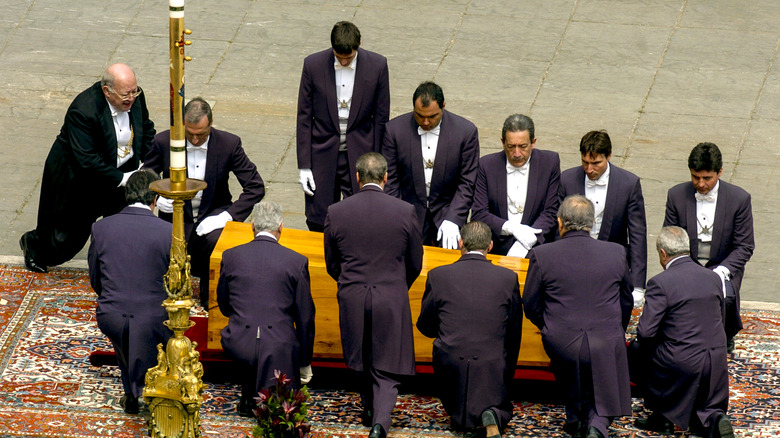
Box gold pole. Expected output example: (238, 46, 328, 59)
(144, 1, 206, 437)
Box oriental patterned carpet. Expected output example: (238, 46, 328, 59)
(0, 263, 777, 437)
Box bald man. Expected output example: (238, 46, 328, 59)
(20, 63, 155, 273)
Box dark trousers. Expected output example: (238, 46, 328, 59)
(306, 150, 352, 232)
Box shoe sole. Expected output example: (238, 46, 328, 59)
(718, 416, 734, 438)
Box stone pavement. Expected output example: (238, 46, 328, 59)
(0, 0, 778, 302)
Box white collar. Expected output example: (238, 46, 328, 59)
(128, 203, 152, 211)
(255, 231, 278, 241)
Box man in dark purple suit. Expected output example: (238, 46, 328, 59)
(523, 195, 633, 438)
(324, 153, 423, 438)
(88, 170, 172, 414)
(217, 200, 315, 417)
(297, 21, 390, 232)
(631, 226, 733, 438)
(472, 114, 560, 256)
(417, 221, 522, 437)
(383, 81, 479, 249)
(559, 130, 647, 306)
(663, 142, 754, 353)
(144, 97, 265, 307)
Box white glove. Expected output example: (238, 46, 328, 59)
(299, 365, 313, 384)
(632, 288, 645, 308)
(195, 211, 232, 236)
(437, 220, 460, 250)
(713, 265, 731, 298)
(119, 170, 139, 187)
(506, 241, 529, 258)
(503, 221, 542, 250)
(299, 169, 316, 196)
(156, 196, 174, 214)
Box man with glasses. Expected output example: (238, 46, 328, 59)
(20, 63, 155, 273)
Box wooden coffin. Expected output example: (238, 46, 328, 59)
(207, 221, 550, 367)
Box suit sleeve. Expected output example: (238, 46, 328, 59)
(323, 213, 342, 282)
(225, 138, 265, 222)
(415, 277, 440, 338)
(137, 92, 156, 159)
(619, 256, 634, 330)
(662, 189, 681, 227)
(504, 275, 523, 375)
(405, 208, 424, 288)
(636, 277, 667, 342)
(372, 60, 390, 152)
(441, 124, 479, 226)
(471, 159, 507, 238)
(87, 226, 102, 296)
(529, 153, 561, 244)
(719, 192, 755, 274)
(296, 59, 314, 169)
(627, 177, 648, 289)
(522, 251, 545, 330)
(143, 135, 166, 174)
(294, 260, 316, 366)
(216, 261, 234, 317)
(382, 126, 401, 197)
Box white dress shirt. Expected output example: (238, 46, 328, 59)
(695, 180, 719, 243)
(584, 163, 610, 238)
(505, 156, 531, 225)
(107, 99, 134, 168)
(418, 124, 441, 199)
(187, 137, 210, 218)
(255, 230, 278, 240)
(335, 52, 357, 148)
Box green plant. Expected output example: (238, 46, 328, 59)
(252, 370, 311, 438)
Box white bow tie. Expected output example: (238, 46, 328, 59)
(506, 163, 528, 175)
(695, 192, 716, 202)
(418, 125, 440, 136)
(334, 63, 354, 71)
(188, 145, 207, 152)
(586, 178, 607, 188)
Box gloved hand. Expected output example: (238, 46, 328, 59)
(712, 265, 731, 298)
(119, 170, 139, 187)
(156, 196, 174, 214)
(506, 241, 529, 258)
(299, 169, 316, 196)
(503, 221, 542, 250)
(437, 220, 460, 250)
(632, 288, 645, 308)
(299, 365, 313, 384)
(195, 211, 232, 236)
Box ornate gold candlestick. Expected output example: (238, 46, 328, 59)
(143, 1, 205, 437)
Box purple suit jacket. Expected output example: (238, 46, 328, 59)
(383, 111, 479, 229)
(217, 235, 315, 388)
(523, 230, 633, 417)
(471, 150, 561, 255)
(663, 180, 754, 295)
(637, 256, 728, 428)
(144, 128, 265, 227)
(559, 164, 647, 289)
(88, 206, 172, 396)
(323, 185, 423, 375)
(297, 48, 390, 224)
(417, 253, 521, 428)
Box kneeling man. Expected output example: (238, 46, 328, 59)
(217, 201, 316, 416)
(631, 226, 733, 437)
(417, 221, 522, 438)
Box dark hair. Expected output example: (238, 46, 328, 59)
(125, 169, 159, 205)
(579, 130, 612, 157)
(412, 81, 445, 109)
(688, 142, 722, 172)
(330, 21, 361, 54)
(356, 152, 387, 184)
(461, 221, 491, 252)
(184, 97, 213, 125)
(502, 114, 534, 141)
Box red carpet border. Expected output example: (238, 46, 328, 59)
(0, 264, 777, 437)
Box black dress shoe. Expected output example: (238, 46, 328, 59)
(726, 337, 735, 354)
(635, 413, 675, 434)
(19, 233, 47, 273)
(238, 396, 256, 418)
(361, 409, 374, 427)
(713, 413, 734, 438)
(585, 426, 605, 438)
(563, 420, 585, 437)
(120, 394, 139, 414)
(368, 424, 386, 438)
(481, 409, 501, 438)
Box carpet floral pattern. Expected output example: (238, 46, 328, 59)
(0, 264, 777, 437)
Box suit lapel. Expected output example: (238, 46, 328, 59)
(198, 128, 218, 216)
(711, 182, 728, 261)
(522, 154, 540, 224)
(685, 185, 699, 260)
(496, 155, 509, 220)
(347, 49, 365, 130)
(409, 116, 427, 202)
(599, 166, 619, 240)
(324, 53, 340, 132)
(429, 112, 449, 202)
